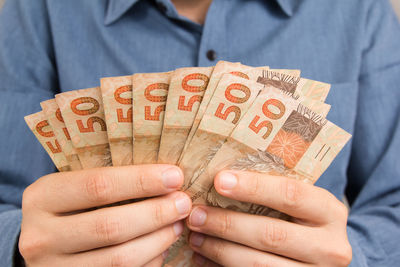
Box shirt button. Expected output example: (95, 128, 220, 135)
(157, 2, 167, 13)
(206, 50, 217, 61)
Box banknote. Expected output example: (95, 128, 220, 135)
(56, 87, 111, 169)
(186, 87, 351, 213)
(271, 68, 301, 77)
(132, 72, 171, 164)
(24, 111, 70, 172)
(179, 73, 265, 190)
(178, 61, 269, 163)
(158, 67, 213, 165)
(100, 75, 133, 166)
(256, 69, 331, 116)
(256, 69, 330, 102)
(41, 99, 82, 171)
(296, 76, 331, 102)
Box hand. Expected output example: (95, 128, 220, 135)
(19, 165, 192, 267)
(186, 171, 352, 267)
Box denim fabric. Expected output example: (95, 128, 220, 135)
(0, 0, 399, 266)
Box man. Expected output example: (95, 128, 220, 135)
(0, 0, 399, 266)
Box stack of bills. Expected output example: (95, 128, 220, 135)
(25, 61, 351, 266)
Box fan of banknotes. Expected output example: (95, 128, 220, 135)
(24, 61, 351, 265)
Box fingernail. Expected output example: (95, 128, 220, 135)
(162, 168, 182, 189)
(190, 207, 207, 226)
(193, 253, 206, 265)
(219, 172, 237, 190)
(190, 232, 205, 247)
(175, 194, 191, 215)
(173, 221, 184, 236)
(162, 249, 169, 259)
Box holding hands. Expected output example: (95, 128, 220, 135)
(187, 171, 352, 267)
(19, 165, 191, 267)
(19, 166, 351, 267)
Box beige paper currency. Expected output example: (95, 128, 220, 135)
(179, 73, 265, 190)
(167, 65, 269, 267)
(132, 72, 170, 164)
(256, 69, 331, 116)
(24, 111, 70, 172)
(178, 61, 269, 163)
(271, 68, 301, 77)
(41, 99, 82, 171)
(158, 67, 213, 165)
(101, 75, 133, 166)
(186, 88, 351, 212)
(257, 69, 330, 102)
(56, 87, 111, 169)
(296, 77, 331, 102)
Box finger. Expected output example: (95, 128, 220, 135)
(189, 232, 311, 267)
(35, 164, 183, 213)
(53, 192, 191, 253)
(214, 170, 345, 224)
(192, 253, 221, 267)
(187, 205, 316, 262)
(143, 253, 165, 267)
(65, 221, 184, 267)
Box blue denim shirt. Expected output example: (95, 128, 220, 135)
(0, 0, 399, 266)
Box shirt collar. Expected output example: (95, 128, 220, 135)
(104, 0, 140, 25)
(275, 0, 300, 17)
(104, 0, 298, 25)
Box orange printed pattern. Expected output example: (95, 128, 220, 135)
(229, 71, 249, 80)
(177, 73, 208, 112)
(248, 98, 286, 139)
(214, 82, 251, 124)
(100, 75, 133, 166)
(144, 83, 169, 121)
(132, 72, 171, 164)
(114, 85, 132, 105)
(36, 120, 62, 153)
(266, 110, 323, 169)
(40, 99, 82, 170)
(70, 97, 100, 115)
(24, 111, 70, 171)
(36, 120, 54, 138)
(158, 67, 212, 165)
(56, 87, 110, 169)
(70, 97, 107, 133)
(54, 108, 71, 140)
(267, 131, 309, 169)
(181, 73, 209, 92)
(114, 85, 133, 123)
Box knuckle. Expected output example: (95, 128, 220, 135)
(214, 212, 233, 236)
(152, 202, 167, 228)
(21, 185, 36, 210)
(336, 201, 349, 220)
(134, 170, 151, 195)
(18, 230, 48, 261)
(246, 174, 264, 196)
(319, 188, 349, 222)
(210, 239, 226, 262)
(260, 221, 287, 249)
(341, 243, 353, 266)
(326, 243, 352, 266)
(159, 226, 177, 245)
(85, 173, 113, 203)
(94, 216, 122, 244)
(281, 179, 303, 210)
(252, 260, 271, 267)
(109, 251, 129, 267)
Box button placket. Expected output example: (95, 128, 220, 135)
(197, 0, 228, 66)
(206, 50, 217, 61)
